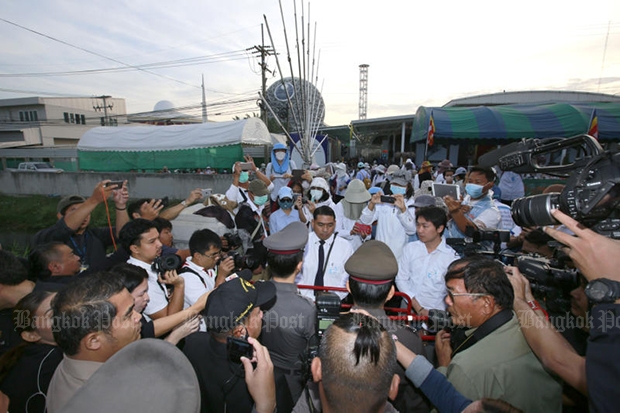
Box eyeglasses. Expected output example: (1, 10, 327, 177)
(202, 250, 222, 260)
(447, 291, 489, 301)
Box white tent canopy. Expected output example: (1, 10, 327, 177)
(78, 118, 271, 152)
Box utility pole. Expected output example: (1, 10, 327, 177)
(93, 95, 114, 126)
(249, 24, 275, 126)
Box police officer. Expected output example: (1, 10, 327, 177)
(345, 240, 431, 413)
(261, 222, 316, 405)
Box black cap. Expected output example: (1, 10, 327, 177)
(204, 277, 276, 332)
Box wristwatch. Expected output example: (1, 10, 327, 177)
(585, 278, 620, 304)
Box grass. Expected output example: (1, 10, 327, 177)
(0, 194, 118, 233)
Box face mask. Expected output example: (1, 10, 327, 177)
(310, 189, 323, 202)
(390, 185, 406, 196)
(465, 183, 484, 199)
(302, 181, 310, 190)
(279, 199, 294, 209)
(239, 171, 249, 183)
(275, 151, 286, 161)
(253, 195, 268, 206)
(445, 175, 454, 184)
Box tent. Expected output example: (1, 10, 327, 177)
(77, 118, 271, 171)
(410, 102, 620, 144)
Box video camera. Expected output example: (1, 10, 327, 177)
(480, 134, 620, 238)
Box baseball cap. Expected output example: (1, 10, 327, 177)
(455, 167, 467, 176)
(57, 195, 86, 214)
(204, 277, 276, 333)
(277, 186, 293, 200)
(248, 180, 269, 196)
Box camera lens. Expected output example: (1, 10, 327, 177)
(511, 193, 560, 228)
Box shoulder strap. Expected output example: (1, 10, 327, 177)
(178, 266, 207, 289)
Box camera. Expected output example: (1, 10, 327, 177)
(201, 188, 213, 197)
(151, 254, 182, 274)
(516, 254, 580, 313)
(226, 336, 253, 364)
(293, 193, 308, 204)
(227, 249, 259, 271)
(222, 232, 243, 251)
(481, 134, 620, 238)
(302, 292, 342, 383)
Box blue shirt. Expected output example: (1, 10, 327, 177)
(269, 208, 302, 234)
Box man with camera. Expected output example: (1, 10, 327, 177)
(33, 180, 129, 272)
(226, 155, 274, 214)
(434, 258, 562, 412)
(443, 166, 501, 240)
(260, 222, 316, 404)
(359, 171, 416, 260)
(119, 219, 185, 320)
(344, 240, 430, 413)
(183, 276, 279, 413)
(178, 229, 235, 312)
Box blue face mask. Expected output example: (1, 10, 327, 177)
(390, 185, 406, 196)
(239, 171, 249, 183)
(253, 194, 268, 206)
(279, 199, 294, 210)
(465, 183, 484, 199)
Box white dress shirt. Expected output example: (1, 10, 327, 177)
(296, 231, 353, 301)
(396, 238, 460, 311)
(127, 256, 168, 316)
(359, 199, 416, 260)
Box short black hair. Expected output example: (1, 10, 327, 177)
(469, 166, 496, 183)
(445, 258, 513, 311)
(0, 250, 29, 286)
(415, 206, 448, 236)
(189, 229, 222, 256)
(28, 241, 65, 280)
(111, 263, 148, 293)
(127, 198, 150, 219)
(51, 272, 126, 356)
(118, 219, 158, 253)
(313, 205, 335, 220)
(266, 250, 304, 279)
(152, 217, 172, 232)
(348, 277, 393, 309)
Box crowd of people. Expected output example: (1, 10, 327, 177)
(0, 144, 619, 413)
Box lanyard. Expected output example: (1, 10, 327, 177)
(69, 233, 88, 260)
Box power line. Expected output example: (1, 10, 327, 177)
(0, 17, 200, 89)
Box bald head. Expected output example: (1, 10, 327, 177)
(314, 313, 398, 413)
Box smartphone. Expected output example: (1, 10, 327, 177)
(201, 188, 213, 197)
(292, 169, 304, 179)
(160, 196, 169, 208)
(105, 180, 124, 188)
(226, 336, 253, 364)
(380, 195, 396, 204)
(239, 162, 253, 171)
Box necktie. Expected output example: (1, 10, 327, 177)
(314, 240, 326, 288)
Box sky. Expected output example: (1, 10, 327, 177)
(0, 0, 619, 126)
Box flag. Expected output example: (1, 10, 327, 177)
(587, 109, 599, 140)
(427, 111, 435, 147)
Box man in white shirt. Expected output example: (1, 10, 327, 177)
(178, 229, 235, 308)
(296, 206, 353, 301)
(225, 156, 274, 213)
(396, 206, 460, 316)
(119, 219, 185, 320)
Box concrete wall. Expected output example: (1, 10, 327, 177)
(0, 171, 234, 199)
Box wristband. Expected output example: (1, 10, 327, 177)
(181, 200, 188, 207)
(527, 300, 541, 311)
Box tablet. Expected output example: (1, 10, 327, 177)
(432, 183, 460, 199)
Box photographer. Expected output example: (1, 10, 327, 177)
(178, 229, 234, 313)
(183, 277, 278, 413)
(119, 219, 185, 320)
(543, 209, 620, 411)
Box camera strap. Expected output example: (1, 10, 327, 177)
(451, 309, 513, 357)
(178, 267, 207, 289)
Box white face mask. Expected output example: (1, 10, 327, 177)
(275, 151, 286, 161)
(310, 189, 323, 202)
